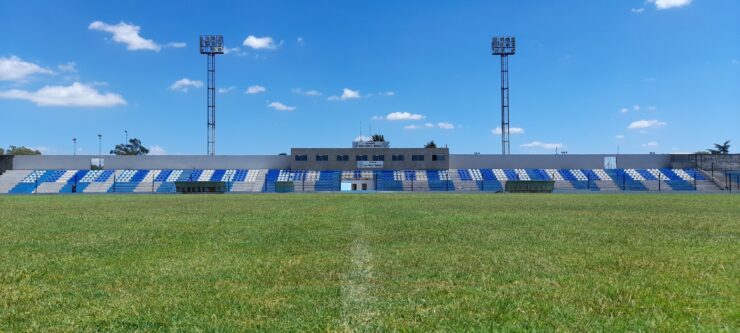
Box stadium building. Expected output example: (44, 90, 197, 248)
(1, 139, 738, 194)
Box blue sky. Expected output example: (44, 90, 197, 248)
(0, 0, 738, 155)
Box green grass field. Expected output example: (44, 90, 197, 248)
(1, 193, 738, 332)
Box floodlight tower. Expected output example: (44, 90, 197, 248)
(492, 36, 516, 155)
(199, 35, 224, 155)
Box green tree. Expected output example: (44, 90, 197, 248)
(5, 145, 41, 155)
(0, 147, 4, 155)
(707, 140, 731, 155)
(371, 134, 385, 142)
(424, 140, 437, 148)
(110, 138, 150, 155)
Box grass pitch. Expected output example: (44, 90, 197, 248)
(1, 193, 738, 332)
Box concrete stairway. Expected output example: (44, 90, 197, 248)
(84, 177, 115, 193)
(0, 170, 32, 193)
(36, 182, 65, 194)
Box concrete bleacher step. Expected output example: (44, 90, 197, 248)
(0, 170, 33, 193)
(36, 182, 65, 194)
(84, 179, 115, 193)
(594, 180, 620, 192)
(134, 182, 157, 193)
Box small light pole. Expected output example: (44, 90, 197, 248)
(97, 134, 102, 169)
(73, 138, 77, 156)
(124, 130, 128, 143)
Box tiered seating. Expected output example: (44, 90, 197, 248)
(375, 170, 402, 191)
(231, 169, 247, 181)
(457, 169, 473, 181)
(315, 171, 340, 191)
(604, 169, 648, 191)
(504, 169, 519, 180)
(545, 169, 563, 180)
(592, 169, 611, 181)
(263, 169, 281, 192)
(525, 169, 549, 180)
(0, 168, 719, 194)
(492, 169, 507, 181)
(9, 170, 47, 193)
(659, 168, 695, 191)
(559, 169, 598, 190)
(188, 169, 203, 182)
(210, 169, 226, 182)
(155, 170, 173, 182)
(426, 170, 454, 191)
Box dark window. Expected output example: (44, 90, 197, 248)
(294, 154, 308, 161)
(336, 154, 349, 161)
(356, 155, 368, 161)
(372, 155, 385, 161)
(316, 155, 329, 161)
(432, 154, 445, 161)
(412, 155, 425, 161)
(392, 154, 405, 161)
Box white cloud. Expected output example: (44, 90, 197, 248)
(89, 21, 161, 51)
(268, 102, 295, 112)
(57, 62, 77, 73)
(642, 141, 659, 147)
(0, 82, 125, 107)
(492, 127, 524, 135)
(386, 112, 425, 121)
(437, 122, 455, 130)
(620, 108, 630, 113)
(243, 35, 280, 50)
(521, 141, 564, 150)
(149, 145, 166, 155)
(631, 7, 645, 13)
(328, 88, 361, 101)
(633, 105, 641, 111)
(223, 46, 245, 56)
(615, 134, 625, 139)
(628, 119, 667, 129)
(371, 115, 384, 120)
(297, 37, 304, 45)
(424, 123, 435, 128)
(218, 86, 235, 93)
(292, 88, 321, 96)
(166, 42, 186, 48)
(245, 85, 266, 94)
(378, 91, 395, 96)
(169, 78, 203, 92)
(403, 124, 420, 130)
(0, 56, 54, 81)
(649, 0, 692, 10)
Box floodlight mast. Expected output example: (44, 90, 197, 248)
(199, 35, 224, 156)
(492, 36, 516, 155)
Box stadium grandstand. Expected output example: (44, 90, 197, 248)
(1, 142, 737, 194)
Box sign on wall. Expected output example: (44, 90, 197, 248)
(357, 161, 383, 169)
(604, 156, 617, 169)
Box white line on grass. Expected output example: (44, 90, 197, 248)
(340, 221, 377, 332)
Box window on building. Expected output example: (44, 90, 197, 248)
(336, 154, 349, 161)
(316, 155, 329, 161)
(355, 155, 368, 161)
(412, 154, 425, 161)
(392, 154, 405, 161)
(294, 154, 308, 161)
(372, 155, 385, 161)
(432, 154, 445, 161)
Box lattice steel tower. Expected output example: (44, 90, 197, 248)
(492, 36, 516, 155)
(200, 35, 224, 155)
